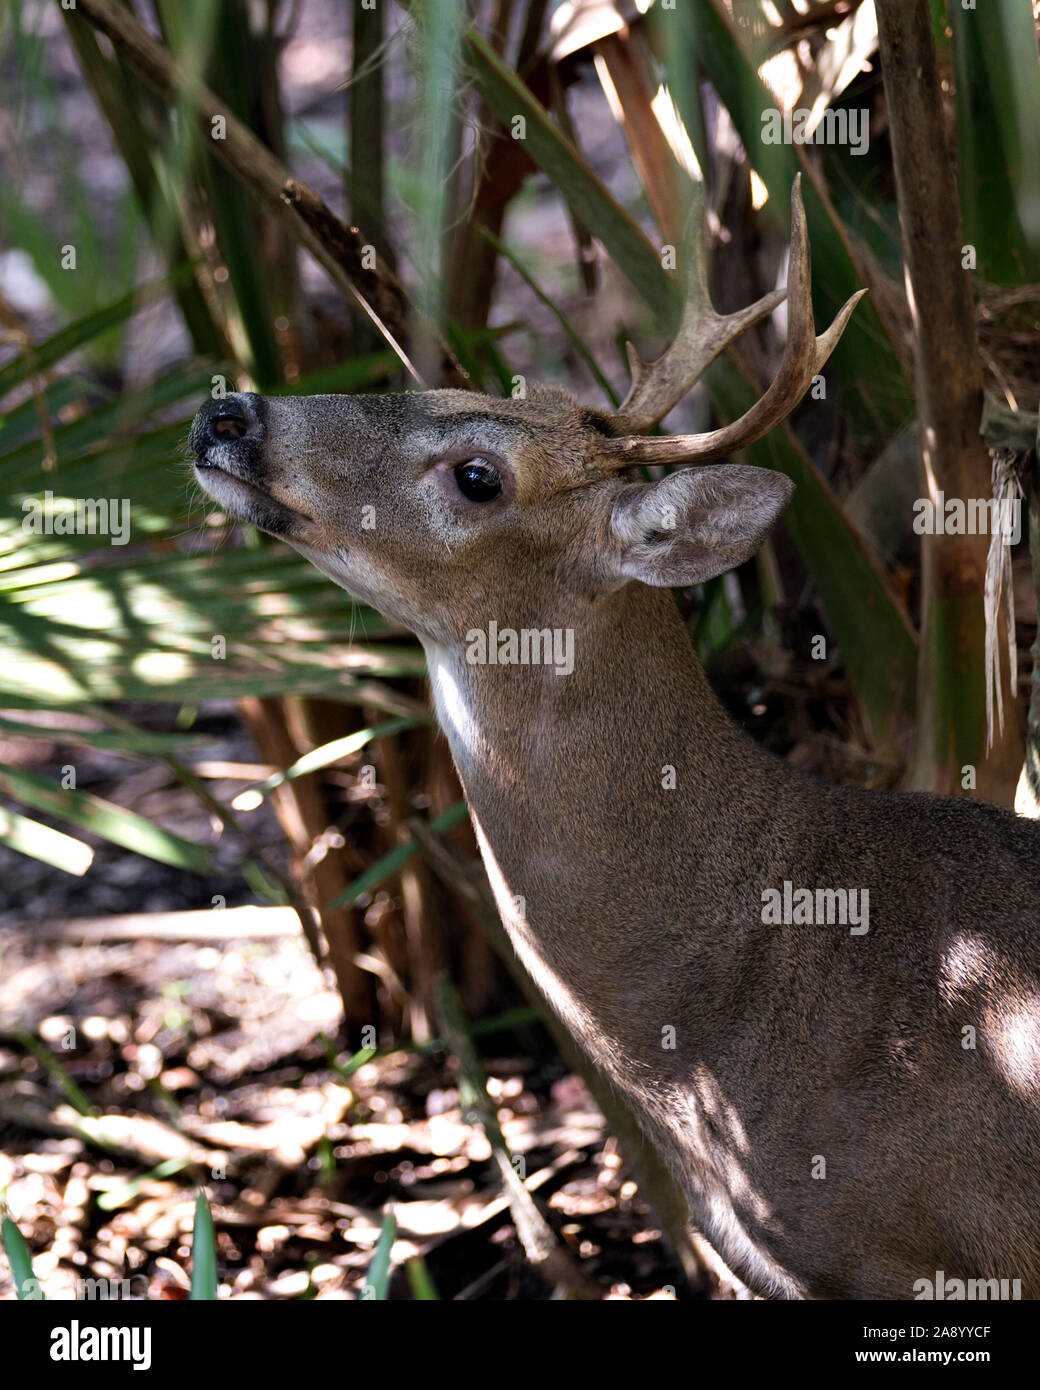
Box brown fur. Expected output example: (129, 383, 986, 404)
(192, 386, 1040, 1300)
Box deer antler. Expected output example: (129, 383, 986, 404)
(600, 175, 866, 466)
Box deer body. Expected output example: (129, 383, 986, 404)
(425, 582, 1040, 1300)
(192, 181, 1040, 1298)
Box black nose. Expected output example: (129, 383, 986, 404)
(190, 393, 263, 455)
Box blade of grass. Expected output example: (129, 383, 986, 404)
(0, 267, 199, 399)
(434, 972, 599, 1297)
(320, 1036, 378, 1081)
(1, 1216, 45, 1301)
(231, 716, 432, 809)
(406, 1256, 440, 1300)
(0, 764, 212, 873)
(0, 806, 94, 875)
(362, 1212, 396, 1300)
(13, 1029, 97, 1117)
(0, 715, 205, 755)
(189, 1190, 218, 1300)
(96, 1158, 192, 1212)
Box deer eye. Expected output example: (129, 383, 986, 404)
(453, 458, 502, 502)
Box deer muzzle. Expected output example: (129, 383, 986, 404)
(191, 392, 317, 540)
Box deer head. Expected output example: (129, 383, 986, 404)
(191, 178, 863, 645)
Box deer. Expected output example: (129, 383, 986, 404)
(191, 179, 1040, 1300)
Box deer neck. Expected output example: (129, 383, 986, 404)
(423, 583, 790, 1051)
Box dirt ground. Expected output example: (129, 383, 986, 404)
(0, 914, 724, 1300)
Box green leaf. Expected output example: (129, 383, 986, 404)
(362, 1212, 397, 1300)
(406, 1255, 439, 1300)
(96, 1159, 192, 1212)
(14, 1028, 97, 1117)
(951, 0, 1040, 283)
(0, 764, 212, 872)
(0, 268, 199, 400)
(236, 716, 431, 807)
(465, 31, 676, 328)
(322, 1038, 378, 1081)
(189, 1190, 218, 1300)
(0, 714, 206, 755)
(0, 804, 94, 875)
(1, 1216, 45, 1301)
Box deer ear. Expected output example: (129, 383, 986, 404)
(608, 465, 794, 587)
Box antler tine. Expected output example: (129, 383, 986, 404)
(602, 175, 867, 468)
(613, 180, 787, 436)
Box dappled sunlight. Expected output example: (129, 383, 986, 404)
(130, 650, 196, 684)
(984, 994, 1040, 1100)
(939, 932, 999, 1002)
(941, 934, 1040, 1100)
(669, 1075, 801, 1299)
(472, 814, 602, 1048)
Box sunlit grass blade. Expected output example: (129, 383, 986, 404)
(0, 764, 212, 872)
(231, 716, 431, 809)
(96, 1158, 192, 1212)
(321, 1035, 377, 1081)
(0, 805, 94, 875)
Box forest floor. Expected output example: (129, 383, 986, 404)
(0, 916, 718, 1301)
